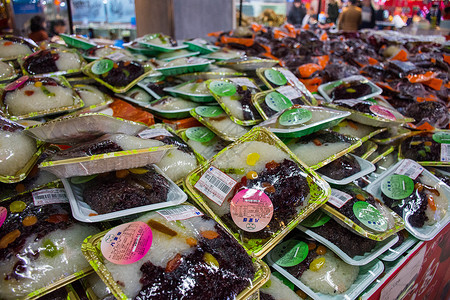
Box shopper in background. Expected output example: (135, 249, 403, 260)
(360, 0, 376, 29)
(287, 0, 307, 26)
(49, 19, 66, 39)
(327, 0, 340, 24)
(338, 0, 362, 31)
(426, 3, 442, 28)
(28, 15, 48, 43)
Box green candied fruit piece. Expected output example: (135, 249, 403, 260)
(42, 240, 63, 258)
(10, 200, 27, 213)
(418, 150, 427, 158)
(424, 146, 431, 153)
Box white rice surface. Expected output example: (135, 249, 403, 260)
(210, 141, 289, 216)
(300, 251, 359, 295)
(126, 87, 152, 102)
(95, 48, 132, 59)
(260, 274, 303, 300)
(110, 134, 164, 150)
(177, 82, 210, 95)
(0, 41, 32, 58)
(420, 175, 448, 225)
(156, 149, 198, 182)
(162, 57, 189, 67)
(75, 85, 107, 106)
(208, 115, 248, 140)
(335, 122, 375, 139)
(5, 84, 75, 116)
(289, 141, 350, 166)
(186, 136, 223, 160)
(220, 96, 244, 120)
(0, 61, 14, 79)
(55, 52, 82, 71)
(0, 224, 99, 300)
(0, 131, 37, 176)
(104, 212, 217, 298)
(152, 97, 198, 110)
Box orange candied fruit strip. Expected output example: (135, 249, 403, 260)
(201, 230, 219, 240)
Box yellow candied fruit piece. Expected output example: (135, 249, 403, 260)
(129, 168, 149, 174)
(246, 171, 258, 180)
(204, 252, 219, 268)
(310, 257, 326, 272)
(10, 201, 27, 213)
(410, 141, 422, 146)
(241, 85, 248, 91)
(116, 169, 130, 179)
(34, 81, 43, 87)
(246, 152, 260, 166)
(22, 215, 38, 227)
(338, 120, 348, 127)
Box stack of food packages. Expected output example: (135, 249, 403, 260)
(0, 25, 448, 299)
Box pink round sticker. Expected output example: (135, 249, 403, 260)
(230, 189, 274, 232)
(369, 105, 396, 121)
(101, 221, 153, 265)
(0, 207, 7, 229)
(5, 76, 29, 92)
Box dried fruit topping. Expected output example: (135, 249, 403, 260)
(246, 152, 260, 166)
(10, 201, 27, 213)
(0, 229, 21, 249)
(147, 219, 177, 237)
(129, 168, 149, 174)
(356, 194, 366, 201)
(246, 171, 258, 180)
(34, 81, 42, 87)
(24, 90, 34, 96)
(165, 253, 182, 272)
(204, 252, 219, 268)
(265, 160, 280, 170)
(262, 182, 276, 193)
(310, 257, 326, 271)
(308, 242, 316, 250)
(115, 169, 130, 179)
(45, 214, 69, 224)
(186, 237, 197, 247)
(316, 245, 327, 255)
(201, 230, 219, 240)
(313, 139, 322, 146)
(22, 215, 37, 227)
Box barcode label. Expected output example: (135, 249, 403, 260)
(157, 206, 204, 221)
(334, 99, 368, 107)
(194, 166, 237, 206)
(441, 144, 450, 162)
(395, 159, 424, 179)
(229, 78, 257, 89)
(276, 86, 302, 100)
(32, 188, 69, 206)
(105, 52, 128, 61)
(138, 128, 173, 139)
(328, 189, 353, 208)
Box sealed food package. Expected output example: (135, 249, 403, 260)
(179, 126, 230, 160)
(379, 230, 418, 261)
(317, 154, 375, 185)
(0, 117, 43, 183)
(59, 34, 96, 50)
(176, 66, 246, 82)
(20, 49, 86, 76)
(259, 273, 305, 300)
(0, 190, 100, 299)
(298, 210, 399, 265)
(0, 61, 19, 82)
(399, 131, 450, 166)
(252, 86, 312, 120)
(332, 120, 387, 142)
(153, 56, 212, 76)
(184, 38, 220, 54)
(83, 46, 134, 61)
(138, 125, 201, 183)
(215, 56, 279, 71)
(39, 133, 172, 178)
(0, 36, 38, 60)
(285, 130, 362, 170)
(25, 113, 148, 144)
(138, 33, 188, 51)
(148, 96, 200, 119)
(156, 49, 200, 61)
(1, 76, 84, 120)
(371, 126, 410, 145)
(185, 127, 330, 257)
(322, 183, 404, 241)
(73, 84, 112, 107)
(81, 273, 113, 300)
(351, 141, 378, 159)
(190, 106, 250, 141)
(318, 75, 382, 103)
(404, 101, 449, 129)
(81, 205, 269, 299)
(206, 77, 262, 125)
(202, 48, 245, 61)
(266, 233, 384, 300)
(367, 159, 450, 240)
(258, 105, 350, 138)
(63, 164, 187, 222)
(256, 67, 317, 105)
(82, 53, 160, 93)
(164, 79, 215, 103)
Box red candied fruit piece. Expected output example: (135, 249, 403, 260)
(265, 160, 280, 171)
(24, 90, 34, 96)
(45, 214, 69, 224)
(165, 253, 182, 273)
(4, 41, 13, 46)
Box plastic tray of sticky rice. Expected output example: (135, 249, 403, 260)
(81, 205, 270, 299)
(184, 127, 330, 258)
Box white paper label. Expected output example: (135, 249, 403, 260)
(194, 166, 237, 206)
(334, 99, 368, 107)
(328, 189, 353, 208)
(105, 52, 128, 61)
(229, 78, 257, 89)
(157, 206, 204, 221)
(138, 128, 173, 139)
(441, 144, 450, 162)
(279, 68, 300, 84)
(32, 188, 69, 206)
(276, 86, 301, 100)
(395, 159, 424, 179)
